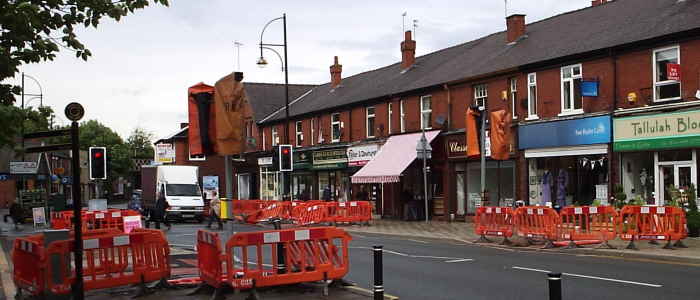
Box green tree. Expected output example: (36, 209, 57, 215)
(0, 0, 169, 105)
(0, 104, 55, 150)
(75, 120, 131, 194)
(126, 127, 154, 159)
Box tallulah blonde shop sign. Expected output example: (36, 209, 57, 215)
(613, 110, 700, 151)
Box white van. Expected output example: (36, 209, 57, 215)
(142, 165, 205, 222)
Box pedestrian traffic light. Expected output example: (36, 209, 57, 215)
(89, 147, 107, 180)
(279, 144, 293, 172)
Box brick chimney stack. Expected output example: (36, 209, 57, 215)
(506, 14, 526, 44)
(401, 31, 416, 70)
(330, 56, 342, 88)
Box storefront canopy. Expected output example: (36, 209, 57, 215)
(351, 130, 440, 184)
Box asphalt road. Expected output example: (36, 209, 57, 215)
(160, 221, 700, 300)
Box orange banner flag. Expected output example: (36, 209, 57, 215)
(490, 110, 512, 160)
(466, 108, 481, 158)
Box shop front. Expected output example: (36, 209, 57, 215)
(519, 115, 612, 208)
(614, 109, 700, 206)
(347, 143, 381, 210)
(291, 151, 314, 200)
(312, 148, 349, 201)
(258, 156, 282, 200)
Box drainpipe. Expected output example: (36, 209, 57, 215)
(443, 84, 452, 130)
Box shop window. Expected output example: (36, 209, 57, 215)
(466, 161, 515, 211)
(527, 73, 538, 119)
(295, 121, 303, 147)
(331, 113, 341, 142)
(509, 78, 518, 119)
(474, 84, 488, 109)
(653, 46, 681, 102)
(271, 127, 279, 146)
(420, 95, 432, 130)
(366, 106, 376, 138)
(388, 103, 393, 134)
(658, 149, 692, 162)
(400, 100, 406, 133)
(620, 152, 654, 204)
(560, 64, 583, 115)
(527, 155, 608, 207)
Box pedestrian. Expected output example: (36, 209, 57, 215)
(207, 191, 223, 230)
(3, 202, 23, 229)
(322, 186, 332, 201)
(146, 187, 171, 230)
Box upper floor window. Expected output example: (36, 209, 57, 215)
(474, 84, 488, 109)
(509, 78, 518, 119)
(653, 46, 681, 102)
(311, 118, 316, 145)
(527, 73, 538, 119)
(331, 113, 341, 142)
(271, 127, 279, 147)
(295, 121, 303, 147)
(561, 64, 583, 115)
(388, 103, 393, 135)
(366, 106, 376, 138)
(420, 95, 432, 130)
(400, 100, 406, 133)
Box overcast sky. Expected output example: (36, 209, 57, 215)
(10, 0, 587, 140)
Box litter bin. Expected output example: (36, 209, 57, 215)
(220, 198, 230, 220)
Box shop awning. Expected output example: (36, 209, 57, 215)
(351, 130, 440, 184)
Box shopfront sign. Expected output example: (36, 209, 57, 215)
(155, 143, 175, 163)
(10, 162, 38, 174)
(294, 151, 312, 169)
(614, 110, 700, 151)
(312, 149, 348, 170)
(347, 144, 380, 166)
(446, 135, 468, 158)
(518, 115, 611, 149)
(258, 157, 273, 166)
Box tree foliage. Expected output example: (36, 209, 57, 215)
(0, 104, 55, 149)
(126, 127, 154, 159)
(0, 0, 169, 105)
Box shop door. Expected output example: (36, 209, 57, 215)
(659, 163, 696, 205)
(456, 172, 466, 215)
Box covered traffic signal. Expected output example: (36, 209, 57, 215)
(89, 147, 107, 180)
(279, 144, 293, 172)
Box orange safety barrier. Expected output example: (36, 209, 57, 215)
(196, 230, 227, 290)
(558, 206, 617, 249)
(514, 206, 560, 248)
(292, 203, 333, 226)
(232, 200, 273, 217)
(246, 202, 293, 224)
(617, 205, 688, 250)
(334, 201, 372, 225)
(474, 207, 514, 245)
(51, 209, 141, 232)
(12, 229, 170, 298)
(225, 227, 351, 290)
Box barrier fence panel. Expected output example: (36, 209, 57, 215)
(12, 236, 45, 297)
(617, 206, 688, 250)
(334, 201, 372, 225)
(196, 230, 227, 292)
(514, 206, 560, 248)
(246, 202, 293, 224)
(558, 206, 617, 249)
(474, 207, 514, 245)
(51, 209, 142, 233)
(224, 227, 351, 290)
(293, 203, 333, 226)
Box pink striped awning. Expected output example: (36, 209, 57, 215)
(351, 130, 440, 184)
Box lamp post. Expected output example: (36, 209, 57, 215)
(20, 73, 44, 161)
(416, 127, 432, 223)
(257, 14, 291, 200)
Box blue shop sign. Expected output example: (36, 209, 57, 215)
(519, 115, 611, 149)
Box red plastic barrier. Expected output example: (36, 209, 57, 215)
(292, 203, 333, 226)
(334, 201, 372, 225)
(246, 202, 293, 224)
(558, 206, 617, 248)
(514, 206, 560, 248)
(51, 209, 141, 233)
(474, 207, 514, 244)
(617, 206, 687, 249)
(197, 230, 227, 289)
(12, 236, 45, 297)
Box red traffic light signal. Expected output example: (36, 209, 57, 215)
(278, 145, 293, 172)
(94, 152, 102, 158)
(89, 147, 107, 180)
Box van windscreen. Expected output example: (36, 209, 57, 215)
(166, 184, 201, 196)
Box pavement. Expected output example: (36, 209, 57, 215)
(2, 210, 700, 299)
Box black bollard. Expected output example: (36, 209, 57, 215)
(373, 246, 384, 300)
(548, 272, 562, 300)
(272, 219, 286, 274)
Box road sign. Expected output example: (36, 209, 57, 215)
(10, 162, 38, 174)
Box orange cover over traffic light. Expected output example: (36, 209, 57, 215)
(213, 73, 247, 155)
(490, 110, 512, 160)
(466, 108, 481, 158)
(188, 82, 216, 156)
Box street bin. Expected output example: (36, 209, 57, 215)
(220, 198, 230, 220)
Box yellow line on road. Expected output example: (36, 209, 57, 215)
(345, 285, 399, 300)
(0, 242, 16, 299)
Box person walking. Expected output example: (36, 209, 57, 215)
(207, 191, 223, 230)
(146, 187, 171, 230)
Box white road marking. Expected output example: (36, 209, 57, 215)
(350, 246, 473, 263)
(512, 266, 663, 288)
(406, 239, 429, 244)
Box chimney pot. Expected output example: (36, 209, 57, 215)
(506, 14, 526, 44)
(400, 30, 416, 70)
(330, 56, 342, 88)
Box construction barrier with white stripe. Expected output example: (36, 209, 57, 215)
(244, 201, 372, 226)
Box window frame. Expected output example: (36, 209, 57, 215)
(388, 102, 393, 135)
(366, 106, 376, 138)
(420, 95, 432, 130)
(560, 64, 584, 116)
(271, 127, 279, 147)
(474, 84, 488, 109)
(331, 113, 341, 142)
(188, 147, 206, 161)
(509, 78, 518, 119)
(295, 121, 303, 147)
(653, 45, 681, 103)
(400, 100, 406, 133)
(527, 72, 539, 120)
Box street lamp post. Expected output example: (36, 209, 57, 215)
(257, 14, 291, 200)
(20, 73, 44, 161)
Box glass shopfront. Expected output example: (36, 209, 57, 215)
(258, 157, 281, 200)
(313, 148, 349, 201)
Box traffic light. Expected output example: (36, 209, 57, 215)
(279, 144, 293, 171)
(89, 147, 107, 180)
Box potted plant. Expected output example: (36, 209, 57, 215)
(687, 184, 699, 237)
